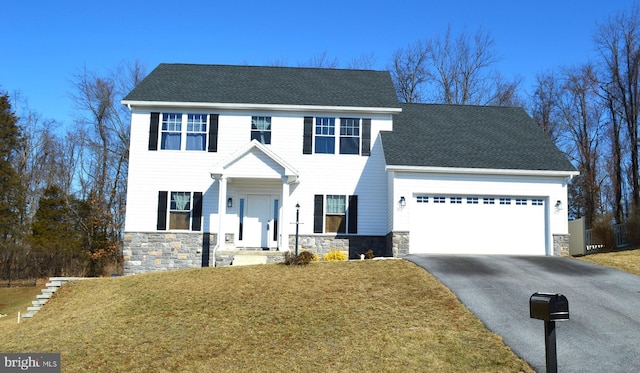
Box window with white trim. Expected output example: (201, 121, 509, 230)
(483, 198, 495, 205)
(315, 117, 335, 154)
(516, 198, 527, 205)
(339, 118, 360, 154)
(186, 114, 207, 150)
(169, 192, 191, 230)
(416, 196, 429, 203)
(532, 199, 544, 206)
(434, 196, 446, 203)
(467, 197, 479, 204)
(326, 195, 346, 232)
(450, 197, 462, 204)
(161, 113, 182, 150)
(251, 116, 271, 144)
(159, 113, 209, 151)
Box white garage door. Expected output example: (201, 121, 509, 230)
(409, 195, 547, 255)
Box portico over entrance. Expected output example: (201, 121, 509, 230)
(210, 140, 299, 256)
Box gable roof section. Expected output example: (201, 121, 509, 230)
(210, 140, 299, 181)
(381, 104, 577, 173)
(123, 63, 401, 111)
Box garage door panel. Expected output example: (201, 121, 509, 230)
(410, 196, 546, 255)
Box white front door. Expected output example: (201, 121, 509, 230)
(244, 194, 271, 248)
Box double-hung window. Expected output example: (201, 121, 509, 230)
(339, 118, 360, 154)
(161, 113, 182, 150)
(315, 117, 335, 154)
(186, 114, 207, 150)
(158, 113, 209, 151)
(169, 192, 191, 230)
(157, 191, 203, 231)
(251, 116, 271, 144)
(325, 195, 347, 233)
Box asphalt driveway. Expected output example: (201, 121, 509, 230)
(406, 254, 640, 373)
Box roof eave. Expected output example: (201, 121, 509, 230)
(385, 165, 579, 178)
(121, 100, 402, 115)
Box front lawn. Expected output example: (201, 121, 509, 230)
(0, 260, 532, 372)
(577, 247, 640, 275)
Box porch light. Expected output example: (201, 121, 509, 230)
(227, 197, 233, 208)
(555, 200, 561, 208)
(399, 196, 406, 207)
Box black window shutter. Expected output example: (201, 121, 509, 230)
(348, 195, 358, 234)
(303, 117, 313, 154)
(361, 118, 371, 156)
(208, 114, 219, 152)
(149, 112, 160, 151)
(157, 191, 168, 230)
(192, 192, 203, 231)
(313, 195, 323, 233)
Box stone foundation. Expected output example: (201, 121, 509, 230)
(553, 233, 570, 256)
(287, 234, 389, 259)
(386, 231, 410, 257)
(123, 232, 216, 275)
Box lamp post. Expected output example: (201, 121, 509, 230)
(295, 203, 300, 257)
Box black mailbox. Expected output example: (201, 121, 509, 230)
(530, 292, 569, 321)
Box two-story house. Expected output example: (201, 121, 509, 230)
(121, 63, 577, 274)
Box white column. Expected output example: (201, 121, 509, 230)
(217, 175, 228, 249)
(280, 177, 290, 252)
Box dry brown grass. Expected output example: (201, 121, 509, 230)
(0, 260, 532, 372)
(577, 247, 640, 275)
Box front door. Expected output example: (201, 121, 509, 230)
(244, 194, 271, 248)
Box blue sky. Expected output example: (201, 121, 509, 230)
(1, 0, 634, 127)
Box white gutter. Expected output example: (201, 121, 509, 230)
(385, 165, 579, 178)
(120, 100, 402, 115)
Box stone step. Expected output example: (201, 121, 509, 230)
(42, 288, 58, 294)
(37, 293, 52, 300)
(232, 255, 269, 266)
(21, 312, 34, 319)
(46, 281, 63, 287)
(27, 306, 41, 312)
(32, 300, 47, 306)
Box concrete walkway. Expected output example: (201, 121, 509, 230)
(406, 254, 640, 372)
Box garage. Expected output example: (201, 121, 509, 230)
(409, 195, 547, 255)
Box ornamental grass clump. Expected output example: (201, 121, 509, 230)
(324, 248, 348, 261)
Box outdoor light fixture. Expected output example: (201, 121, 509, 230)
(227, 197, 233, 208)
(399, 196, 406, 207)
(555, 200, 561, 208)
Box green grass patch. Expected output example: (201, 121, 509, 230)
(0, 260, 533, 372)
(577, 247, 640, 275)
(0, 285, 45, 326)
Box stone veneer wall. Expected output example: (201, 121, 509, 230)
(288, 235, 389, 259)
(123, 232, 216, 275)
(553, 233, 570, 256)
(386, 231, 410, 257)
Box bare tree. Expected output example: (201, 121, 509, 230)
(388, 39, 429, 103)
(558, 64, 605, 226)
(531, 71, 563, 142)
(594, 4, 640, 213)
(389, 25, 521, 106)
(346, 52, 377, 70)
(299, 51, 339, 68)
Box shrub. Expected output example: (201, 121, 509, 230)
(284, 250, 318, 266)
(324, 248, 347, 261)
(365, 249, 375, 259)
(591, 216, 616, 252)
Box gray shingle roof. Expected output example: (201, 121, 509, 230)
(124, 63, 400, 108)
(381, 104, 576, 172)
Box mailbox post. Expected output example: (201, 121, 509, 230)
(529, 292, 569, 373)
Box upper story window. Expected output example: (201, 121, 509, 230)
(161, 113, 182, 150)
(315, 117, 335, 154)
(303, 116, 370, 156)
(339, 118, 360, 154)
(186, 114, 207, 150)
(251, 116, 271, 144)
(158, 113, 209, 151)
